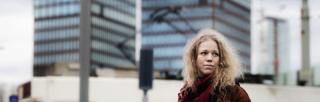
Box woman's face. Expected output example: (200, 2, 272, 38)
(196, 39, 220, 76)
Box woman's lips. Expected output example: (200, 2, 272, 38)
(203, 65, 214, 69)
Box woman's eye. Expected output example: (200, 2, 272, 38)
(213, 53, 219, 57)
(200, 52, 207, 55)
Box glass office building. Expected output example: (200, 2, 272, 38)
(142, 0, 251, 73)
(33, 0, 136, 76)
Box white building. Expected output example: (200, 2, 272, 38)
(256, 16, 292, 85)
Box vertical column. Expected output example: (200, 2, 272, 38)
(80, 0, 91, 102)
(299, 0, 311, 86)
(136, 0, 142, 64)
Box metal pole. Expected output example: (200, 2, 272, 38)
(300, 0, 311, 86)
(80, 0, 91, 102)
(273, 19, 279, 84)
(143, 89, 148, 102)
(136, 0, 142, 64)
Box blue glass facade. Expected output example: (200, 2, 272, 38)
(142, 0, 251, 72)
(90, 0, 136, 69)
(33, 0, 136, 76)
(34, 0, 80, 68)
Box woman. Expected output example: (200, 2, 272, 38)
(178, 28, 251, 102)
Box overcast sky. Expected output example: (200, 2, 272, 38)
(0, 0, 320, 85)
(0, 0, 33, 85)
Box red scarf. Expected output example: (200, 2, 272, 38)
(179, 74, 215, 102)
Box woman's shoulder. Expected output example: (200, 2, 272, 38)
(226, 84, 251, 102)
(228, 84, 247, 93)
(178, 81, 190, 102)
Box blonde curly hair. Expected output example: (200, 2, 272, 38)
(183, 28, 242, 91)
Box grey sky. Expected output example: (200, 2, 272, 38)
(0, 0, 33, 84)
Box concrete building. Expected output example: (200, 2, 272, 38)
(257, 16, 291, 85)
(33, 0, 136, 76)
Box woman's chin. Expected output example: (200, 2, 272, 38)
(201, 70, 213, 75)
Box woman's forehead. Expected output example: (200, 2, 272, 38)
(198, 40, 219, 51)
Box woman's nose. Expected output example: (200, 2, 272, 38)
(206, 55, 213, 62)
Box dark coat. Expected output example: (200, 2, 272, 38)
(179, 84, 251, 102)
(211, 84, 251, 102)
